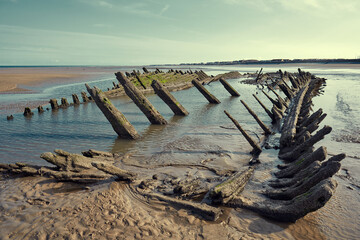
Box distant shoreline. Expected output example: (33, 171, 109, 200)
(180, 58, 360, 66)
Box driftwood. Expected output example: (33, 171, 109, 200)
(86, 84, 140, 139)
(192, 79, 221, 104)
(208, 167, 254, 204)
(240, 100, 272, 135)
(116, 72, 167, 125)
(224, 110, 262, 153)
(219, 78, 240, 96)
(151, 80, 189, 116)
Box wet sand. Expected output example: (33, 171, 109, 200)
(1, 65, 359, 239)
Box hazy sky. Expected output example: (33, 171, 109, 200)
(0, 0, 359, 65)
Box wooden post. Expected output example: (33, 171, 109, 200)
(60, 97, 69, 108)
(224, 110, 262, 153)
(262, 90, 282, 109)
(49, 99, 59, 110)
(268, 86, 288, 108)
(85, 84, 140, 139)
(133, 70, 147, 89)
(142, 67, 149, 73)
(151, 80, 189, 116)
(252, 94, 275, 122)
(81, 92, 90, 102)
(115, 72, 167, 125)
(38, 106, 45, 113)
(192, 79, 221, 104)
(240, 100, 272, 135)
(23, 107, 33, 117)
(278, 83, 294, 99)
(219, 78, 240, 96)
(72, 94, 80, 105)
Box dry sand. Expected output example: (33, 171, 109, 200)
(0, 67, 122, 93)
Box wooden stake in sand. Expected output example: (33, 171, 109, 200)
(240, 100, 272, 135)
(86, 84, 140, 139)
(115, 72, 167, 125)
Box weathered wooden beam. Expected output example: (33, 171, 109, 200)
(297, 108, 323, 129)
(240, 100, 272, 135)
(142, 67, 149, 73)
(151, 80, 189, 116)
(86, 84, 140, 139)
(252, 94, 274, 122)
(266, 155, 344, 200)
(268, 86, 288, 108)
(192, 79, 221, 104)
(224, 110, 262, 153)
(279, 85, 308, 148)
(219, 78, 240, 96)
(275, 146, 327, 178)
(262, 90, 282, 109)
(116, 72, 167, 125)
(233, 178, 337, 222)
(278, 83, 294, 99)
(209, 167, 254, 204)
(296, 113, 327, 139)
(279, 125, 332, 161)
(60, 97, 69, 108)
(23, 107, 33, 117)
(91, 162, 136, 181)
(38, 105, 45, 113)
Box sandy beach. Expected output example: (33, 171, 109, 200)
(0, 65, 359, 239)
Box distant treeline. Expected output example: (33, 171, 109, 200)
(180, 58, 360, 66)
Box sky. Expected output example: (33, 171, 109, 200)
(0, 0, 359, 65)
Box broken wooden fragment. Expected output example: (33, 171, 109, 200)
(275, 146, 327, 178)
(151, 80, 189, 116)
(143, 192, 221, 221)
(240, 100, 272, 135)
(39, 167, 109, 183)
(81, 92, 90, 102)
(252, 94, 274, 122)
(72, 94, 80, 105)
(279, 125, 332, 161)
(192, 79, 221, 104)
(116, 72, 168, 125)
(86, 84, 140, 139)
(49, 99, 59, 110)
(219, 78, 240, 96)
(278, 83, 295, 99)
(262, 90, 282, 109)
(23, 107, 34, 117)
(231, 179, 337, 222)
(279, 85, 308, 148)
(224, 110, 262, 153)
(297, 108, 323, 129)
(91, 162, 136, 181)
(209, 167, 254, 204)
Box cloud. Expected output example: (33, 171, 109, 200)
(160, 4, 169, 15)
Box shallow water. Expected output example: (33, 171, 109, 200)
(0, 64, 360, 239)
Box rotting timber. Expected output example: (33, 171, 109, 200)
(1, 68, 345, 224)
